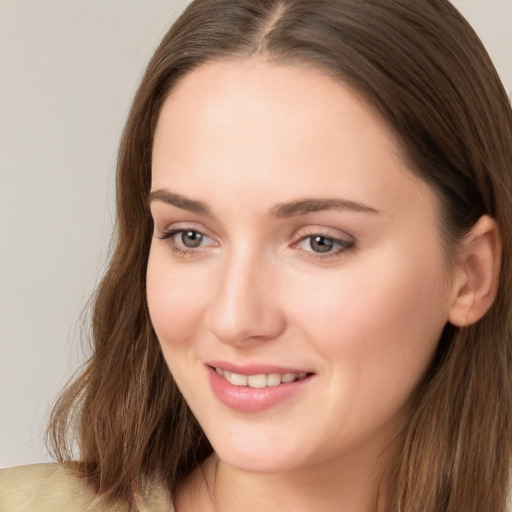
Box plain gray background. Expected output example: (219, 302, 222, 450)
(1, 0, 511, 468)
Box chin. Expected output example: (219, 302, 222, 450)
(216, 449, 300, 474)
(204, 425, 309, 474)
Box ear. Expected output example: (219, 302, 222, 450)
(448, 215, 501, 327)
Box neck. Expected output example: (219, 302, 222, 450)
(176, 432, 399, 512)
(214, 458, 384, 512)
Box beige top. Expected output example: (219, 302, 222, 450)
(0, 463, 174, 512)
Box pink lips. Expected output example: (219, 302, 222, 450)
(206, 363, 314, 413)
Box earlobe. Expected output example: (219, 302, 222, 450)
(448, 215, 501, 327)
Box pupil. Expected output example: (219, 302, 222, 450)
(311, 236, 333, 253)
(182, 231, 203, 248)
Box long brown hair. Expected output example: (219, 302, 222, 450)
(47, 1, 512, 510)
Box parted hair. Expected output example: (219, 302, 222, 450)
(47, 1, 512, 510)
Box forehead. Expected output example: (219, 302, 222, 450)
(151, 59, 435, 219)
(155, 58, 398, 155)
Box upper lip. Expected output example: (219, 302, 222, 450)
(206, 360, 313, 375)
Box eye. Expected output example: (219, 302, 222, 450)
(177, 230, 205, 248)
(309, 235, 336, 253)
(156, 228, 215, 256)
(295, 233, 354, 258)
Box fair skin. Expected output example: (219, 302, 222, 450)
(146, 59, 500, 512)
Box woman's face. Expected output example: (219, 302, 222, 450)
(147, 60, 457, 474)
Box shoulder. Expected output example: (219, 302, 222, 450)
(0, 463, 174, 512)
(0, 463, 126, 512)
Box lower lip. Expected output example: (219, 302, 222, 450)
(207, 366, 313, 413)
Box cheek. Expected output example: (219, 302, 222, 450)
(287, 248, 450, 399)
(292, 261, 447, 344)
(146, 248, 209, 352)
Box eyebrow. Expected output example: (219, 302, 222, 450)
(148, 189, 380, 218)
(269, 198, 380, 217)
(148, 189, 214, 217)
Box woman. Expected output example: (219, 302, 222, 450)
(2, 0, 512, 511)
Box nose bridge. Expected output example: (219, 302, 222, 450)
(205, 243, 284, 345)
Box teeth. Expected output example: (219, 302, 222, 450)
(215, 368, 308, 388)
(230, 373, 248, 386)
(247, 374, 266, 388)
(267, 373, 281, 387)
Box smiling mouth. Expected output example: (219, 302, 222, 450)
(212, 366, 309, 388)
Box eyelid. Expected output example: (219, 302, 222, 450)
(157, 227, 207, 241)
(155, 222, 219, 258)
(155, 219, 214, 239)
(157, 227, 216, 244)
(293, 225, 354, 244)
(291, 227, 355, 259)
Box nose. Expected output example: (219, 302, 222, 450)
(204, 250, 286, 347)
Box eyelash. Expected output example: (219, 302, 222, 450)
(293, 233, 355, 260)
(156, 228, 212, 257)
(156, 228, 355, 260)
